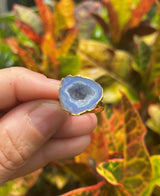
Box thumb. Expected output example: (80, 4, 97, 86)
(0, 100, 68, 171)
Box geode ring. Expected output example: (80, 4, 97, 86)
(59, 75, 103, 115)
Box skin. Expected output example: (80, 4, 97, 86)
(0, 67, 97, 185)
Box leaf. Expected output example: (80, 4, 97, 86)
(134, 41, 152, 72)
(91, 13, 109, 38)
(59, 28, 78, 56)
(102, 0, 121, 43)
(13, 4, 42, 34)
(35, 0, 54, 33)
(62, 181, 131, 196)
(41, 32, 59, 66)
(0, 41, 17, 68)
(61, 181, 108, 196)
(54, 3, 67, 38)
(147, 30, 160, 82)
(119, 20, 157, 50)
(58, 0, 75, 28)
(141, 155, 160, 196)
(78, 39, 113, 67)
(126, 0, 155, 29)
(96, 94, 152, 196)
(77, 67, 107, 81)
(75, 127, 108, 164)
(147, 104, 160, 135)
(151, 185, 160, 196)
(126, 20, 157, 37)
(59, 55, 81, 78)
(102, 109, 125, 157)
(97, 160, 124, 185)
(103, 82, 139, 103)
(121, 93, 152, 195)
(6, 38, 40, 71)
(109, 0, 133, 28)
(62, 161, 98, 186)
(0, 170, 41, 196)
(15, 20, 41, 44)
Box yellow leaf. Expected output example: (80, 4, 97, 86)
(58, 0, 75, 28)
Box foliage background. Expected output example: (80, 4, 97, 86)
(0, 0, 160, 195)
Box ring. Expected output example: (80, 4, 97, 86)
(59, 75, 104, 115)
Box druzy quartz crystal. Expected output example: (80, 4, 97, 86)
(59, 75, 103, 115)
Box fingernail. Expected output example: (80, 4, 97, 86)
(29, 101, 68, 137)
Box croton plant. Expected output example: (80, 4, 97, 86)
(0, 0, 160, 195)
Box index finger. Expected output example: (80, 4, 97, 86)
(0, 67, 60, 110)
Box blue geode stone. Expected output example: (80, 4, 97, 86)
(59, 75, 103, 115)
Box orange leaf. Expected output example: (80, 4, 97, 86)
(41, 33, 59, 66)
(5, 37, 19, 54)
(126, 0, 155, 29)
(59, 28, 78, 56)
(75, 112, 108, 164)
(103, 109, 125, 159)
(15, 20, 41, 43)
(6, 38, 40, 71)
(35, 0, 54, 33)
(102, 0, 121, 43)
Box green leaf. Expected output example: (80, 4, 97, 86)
(97, 160, 124, 185)
(134, 41, 152, 72)
(0, 181, 13, 196)
(59, 55, 81, 78)
(0, 14, 15, 23)
(147, 104, 160, 135)
(0, 42, 18, 68)
(141, 155, 160, 196)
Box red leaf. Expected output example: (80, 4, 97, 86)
(15, 20, 41, 43)
(126, 0, 155, 29)
(35, 0, 54, 33)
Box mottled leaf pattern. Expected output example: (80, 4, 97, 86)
(141, 155, 160, 196)
(96, 94, 152, 196)
(75, 127, 108, 164)
(121, 93, 152, 195)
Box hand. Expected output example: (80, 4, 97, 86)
(0, 67, 97, 185)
